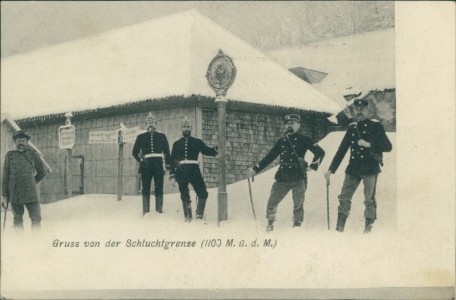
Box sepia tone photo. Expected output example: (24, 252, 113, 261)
(1, 1, 454, 299)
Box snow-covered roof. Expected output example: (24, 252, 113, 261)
(1, 9, 340, 120)
(1, 113, 52, 172)
(268, 28, 395, 108)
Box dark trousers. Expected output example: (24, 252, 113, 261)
(176, 165, 208, 216)
(140, 158, 164, 197)
(266, 180, 307, 223)
(337, 174, 378, 219)
(11, 202, 41, 230)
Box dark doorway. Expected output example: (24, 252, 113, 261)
(72, 156, 84, 195)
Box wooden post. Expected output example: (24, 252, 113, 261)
(206, 49, 236, 226)
(117, 129, 124, 201)
(217, 97, 228, 225)
(67, 149, 73, 198)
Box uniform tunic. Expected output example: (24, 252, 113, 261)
(253, 132, 325, 182)
(2, 147, 46, 204)
(170, 136, 217, 203)
(328, 119, 392, 175)
(132, 131, 171, 196)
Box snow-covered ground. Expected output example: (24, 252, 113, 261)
(1, 132, 454, 295)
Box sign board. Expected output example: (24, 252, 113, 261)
(121, 126, 144, 144)
(89, 130, 119, 144)
(58, 125, 76, 149)
(206, 49, 236, 96)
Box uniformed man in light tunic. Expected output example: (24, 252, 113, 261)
(132, 113, 171, 215)
(169, 117, 218, 222)
(324, 98, 392, 233)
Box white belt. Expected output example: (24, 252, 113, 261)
(179, 160, 199, 164)
(144, 153, 163, 158)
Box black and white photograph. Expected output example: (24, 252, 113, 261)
(0, 1, 454, 299)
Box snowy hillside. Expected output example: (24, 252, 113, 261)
(2, 132, 454, 294)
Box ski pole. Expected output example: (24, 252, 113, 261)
(248, 176, 256, 220)
(326, 177, 330, 230)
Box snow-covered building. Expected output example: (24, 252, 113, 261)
(1, 10, 340, 203)
(268, 28, 396, 131)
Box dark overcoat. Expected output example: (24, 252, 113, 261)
(2, 147, 46, 204)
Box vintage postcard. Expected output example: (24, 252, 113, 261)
(0, 2, 454, 299)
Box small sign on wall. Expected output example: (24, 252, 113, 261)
(58, 125, 76, 149)
(89, 130, 118, 144)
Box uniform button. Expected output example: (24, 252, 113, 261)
(351, 156, 354, 159)
(363, 131, 366, 134)
(352, 134, 355, 136)
(283, 139, 286, 141)
(282, 146, 284, 148)
(351, 141, 354, 144)
(364, 124, 367, 127)
(360, 147, 364, 150)
(289, 166, 291, 169)
(280, 160, 283, 162)
(361, 155, 364, 158)
(289, 159, 292, 161)
(294, 138, 297, 141)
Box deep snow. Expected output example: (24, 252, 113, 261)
(1, 132, 454, 293)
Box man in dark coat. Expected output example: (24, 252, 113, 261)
(247, 114, 325, 232)
(169, 117, 218, 222)
(132, 113, 171, 215)
(2, 131, 47, 231)
(324, 98, 392, 233)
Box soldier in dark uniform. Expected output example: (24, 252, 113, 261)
(169, 117, 218, 222)
(132, 113, 171, 215)
(324, 98, 392, 234)
(247, 114, 325, 232)
(2, 131, 47, 231)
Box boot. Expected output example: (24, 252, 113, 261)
(364, 218, 375, 234)
(266, 220, 274, 232)
(155, 195, 163, 213)
(335, 213, 347, 232)
(293, 221, 301, 228)
(182, 201, 192, 223)
(142, 195, 150, 215)
(14, 222, 24, 233)
(196, 198, 207, 219)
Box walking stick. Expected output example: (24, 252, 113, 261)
(2, 200, 9, 233)
(247, 176, 256, 220)
(326, 177, 330, 230)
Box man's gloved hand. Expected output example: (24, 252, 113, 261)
(169, 175, 176, 187)
(1, 196, 9, 209)
(324, 171, 332, 185)
(246, 167, 256, 178)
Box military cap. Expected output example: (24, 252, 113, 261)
(352, 98, 369, 107)
(181, 116, 192, 127)
(284, 114, 301, 123)
(144, 112, 156, 124)
(12, 130, 31, 140)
